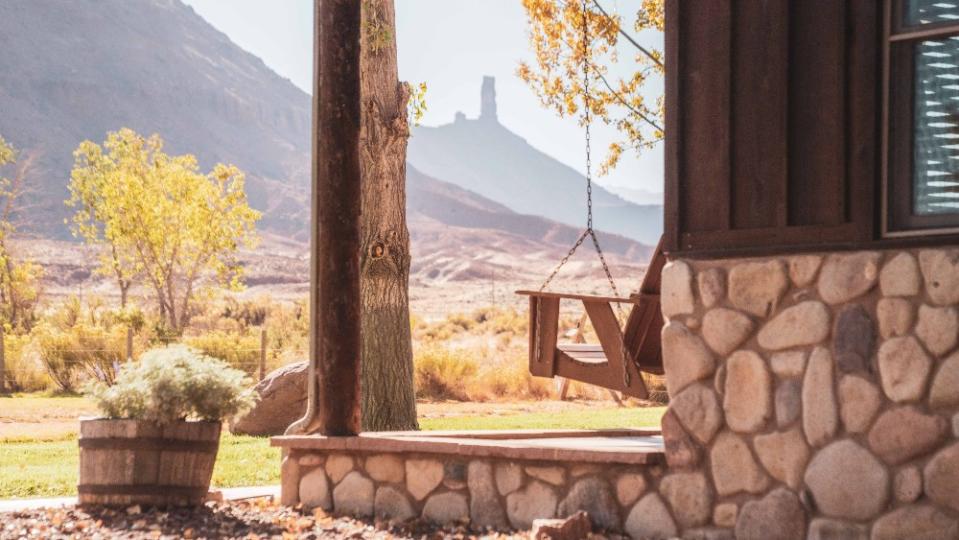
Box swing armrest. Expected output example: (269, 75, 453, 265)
(515, 290, 640, 304)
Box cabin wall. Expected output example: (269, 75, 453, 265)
(657, 248, 959, 538)
(664, 0, 879, 256)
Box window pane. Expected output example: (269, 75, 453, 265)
(913, 36, 959, 215)
(906, 1, 959, 26)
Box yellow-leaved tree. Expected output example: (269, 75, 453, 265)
(518, 0, 664, 173)
(67, 129, 261, 333)
(0, 135, 43, 330)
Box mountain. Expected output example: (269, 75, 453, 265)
(407, 165, 650, 261)
(0, 0, 312, 238)
(407, 77, 663, 245)
(604, 185, 664, 206)
(0, 0, 654, 267)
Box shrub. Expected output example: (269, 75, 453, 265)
(185, 331, 262, 376)
(86, 345, 256, 424)
(414, 346, 478, 401)
(3, 333, 50, 392)
(36, 324, 125, 392)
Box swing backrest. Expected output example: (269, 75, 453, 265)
(622, 237, 666, 374)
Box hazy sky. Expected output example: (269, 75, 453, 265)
(182, 0, 664, 194)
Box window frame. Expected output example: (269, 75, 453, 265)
(883, 0, 959, 237)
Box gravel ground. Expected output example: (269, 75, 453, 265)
(0, 500, 531, 540)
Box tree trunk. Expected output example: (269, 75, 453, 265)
(358, 0, 418, 431)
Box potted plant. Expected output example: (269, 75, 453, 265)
(80, 346, 256, 506)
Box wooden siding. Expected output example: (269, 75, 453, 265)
(665, 0, 880, 256)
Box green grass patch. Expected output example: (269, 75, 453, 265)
(0, 395, 664, 500)
(0, 434, 280, 499)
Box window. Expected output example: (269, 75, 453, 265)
(886, 0, 959, 235)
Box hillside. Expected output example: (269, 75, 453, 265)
(0, 0, 654, 268)
(0, 0, 312, 238)
(408, 78, 663, 245)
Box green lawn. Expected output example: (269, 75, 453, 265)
(0, 395, 664, 499)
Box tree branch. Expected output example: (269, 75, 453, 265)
(593, 67, 664, 133)
(590, 0, 663, 68)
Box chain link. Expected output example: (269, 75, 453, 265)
(535, 0, 633, 390)
(539, 0, 617, 298)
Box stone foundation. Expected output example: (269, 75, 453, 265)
(272, 429, 689, 537)
(659, 248, 959, 539)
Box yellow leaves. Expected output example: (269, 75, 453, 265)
(66, 128, 261, 330)
(519, 0, 665, 173)
(0, 136, 15, 167)
(406, 81, 428, 127)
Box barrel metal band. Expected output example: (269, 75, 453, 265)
(79, 437, 219, 453)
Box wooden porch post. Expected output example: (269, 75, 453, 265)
(311, 0, 363, 436)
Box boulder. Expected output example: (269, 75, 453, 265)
(702, 308, 754, 356)
(556, 477, 619, 530)
(879, 252, 920, 297)
(710, 431, 769, 496)
(332, 472, 375, 518)
(230, 361, 307, 436)
(662, 322, 715, 395)
(615, 473, 646, 507)
(924, 442, 959, 512)
(817, 252, 880, 304)
(663, 261, 696, 318)
(735, 488, 806, 540)
(299, 467, 332, 510)
(468, 461, 508, 528)
(723, 350, 772, 433)
(876, 298, 914, 339)
(789, 255, 822, 287)
(624, 493, 677, 540)
(728, 260, 788, 317)
(867, 406, 946, 465)
(918, 249, 959, 305)
(670, 383, 722, 444)
(373, 487, 415, 522)
(757, 301, 831, 351)
(878, 336, 932, 403)
(871, 505, 959, 540)
(838, 375, 881, 434)
(915, 304, 959, 356)
(422, 492, 469, 524)
(930, 351, 959, 409)
(698, 268, 726, 309)
(506, 481, 558, 530)
(807, 518, 867, 540)
(804, 440, 889, 521)
(832, 304, 875, 373)
(802, 347, 839, 447)
(753, 428, 810, 490)
(659, 472, 712, 529)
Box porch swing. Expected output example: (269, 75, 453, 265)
(516, 0, 665, 400)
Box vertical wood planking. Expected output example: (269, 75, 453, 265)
(680, 0, 731, 234)
(788, 0, 847, 226)
(732, 0, 789, 229)
(848, 0, 878, 238)
(664, 0, 681, 252)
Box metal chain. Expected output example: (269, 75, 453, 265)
(539, 0, 618, 299)
(535, 0, 633, 391)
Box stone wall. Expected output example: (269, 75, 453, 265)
(279, 449, 678, 537)
(659, 249, 959, 539)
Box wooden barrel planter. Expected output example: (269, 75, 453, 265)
(78, 418, 221, 507)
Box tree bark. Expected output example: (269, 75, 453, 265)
(358, 0, 419, 431)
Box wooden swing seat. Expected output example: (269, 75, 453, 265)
(516, 238, 666, 399)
